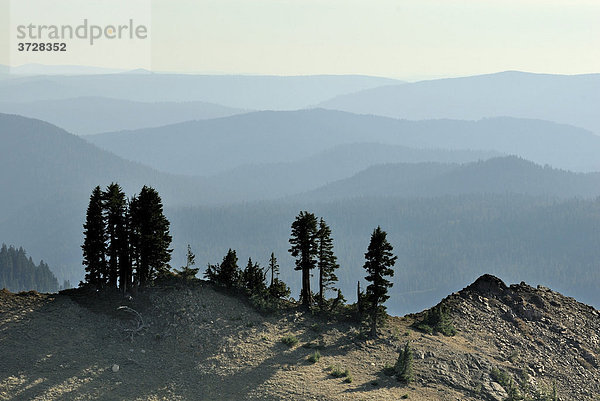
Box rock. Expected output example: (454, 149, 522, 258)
(112, 364, 120, 372)
(482, 380, 508, 401)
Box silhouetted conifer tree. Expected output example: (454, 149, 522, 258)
(363, 226, 397, 337)
(316, 218, 339, 308)
(82, 186, 106, 289)
(174, 244, 199, 280)
(267, 252, 291, 299)
(205, 249, 240, 288)
(242, 257, 266, 295)
(103, 183, 127, 289)
(129, 185, 172, 286)
(288, 211, 318, 307)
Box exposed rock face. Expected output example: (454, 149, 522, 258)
(415, 274, 600, 400)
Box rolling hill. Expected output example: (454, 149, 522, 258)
(88, 109, 600, 176)
(205, 144, 500, 201)
(0, 73, 399, 110)
(302, 156, 600, 201)
(0, 97, 246, 135)
(0, 113, 232, 282)
(320, 71, 600, 134)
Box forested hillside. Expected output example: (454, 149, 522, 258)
(0, 244, 58, 293)
(302, 156, 600, 201)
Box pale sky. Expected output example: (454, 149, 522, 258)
(2, 0, 600, 80)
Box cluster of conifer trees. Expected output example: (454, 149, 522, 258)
(82, 183, 172, 292)
(0, 244, 59, 293)
(204, 249, 291, 302)
(81, 189, 397, 335)
(287, 211, 397, 335)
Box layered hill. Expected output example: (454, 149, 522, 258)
(0, 73, 399, 109)
(0, 275, 598, 400)
(87, 110, 600, 176)
(0, 113, 231, 281)
(320, 71, 600, 134)
(0, 97, 246, 135)
(302, 156, 600, 202)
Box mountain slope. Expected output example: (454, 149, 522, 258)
(87, 110, 600, 176)
(320, 71, 600, 134)
(1, 276, 598, 400)
(206, 144, 500, 201)
(0, 74, 400, 109)
(303, 156, 600, 201)
(0, 97, 246, 135)
(0, 113, 231, 282)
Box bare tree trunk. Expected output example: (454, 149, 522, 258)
(319, 266, 324, 308)
(302, 267, 311, 308)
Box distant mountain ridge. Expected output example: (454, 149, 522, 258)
(0, 113, 235, 279)
(301, 156, 600, 201)
(87, 109, 600, 176)
(205, 144, 500, 201)
(320, 71, 600, 134)
(0, 73, 400, 110)
(0, 97, 246, 135)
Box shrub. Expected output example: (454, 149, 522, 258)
(491, 367, 522, 401)
(413, 304, 456, 336)
(308, 350, 321, 363)
(281, 335, 298, 347)
(329, 365, 351, 379)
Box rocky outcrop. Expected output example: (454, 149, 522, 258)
(417, 274, 600, 400)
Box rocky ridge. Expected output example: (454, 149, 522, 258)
(0, 275, 599, 400)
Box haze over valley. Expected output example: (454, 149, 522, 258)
(1, 69, 600, 315)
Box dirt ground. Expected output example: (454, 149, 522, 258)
(0, 284, 480, 401)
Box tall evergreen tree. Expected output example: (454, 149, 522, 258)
(363, 226, 397, 337)
(174, 244, 199, 280)
(288, 211, 318, 307)
(130, 186, 172, 286)
(316, 218, 339, 308)
(82, 186, 106, 289)
(103, 183, 129, 289)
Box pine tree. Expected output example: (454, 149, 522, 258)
(103, 183, 128, 289)
(174, 244, 199, 280)
(82, 186, 106, 289)
(363, 226, 397, 337)
(130, 186, 172, 286)
(395, 341, 414, 383)
(268, 252, 278, 288)
(242, 257, 266, 295)
(316, 218, 339, 308)
(288, 211, 318, 307)
(205, 249, 240, 288)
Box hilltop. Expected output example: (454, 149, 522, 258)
(1, 275, 598, 400)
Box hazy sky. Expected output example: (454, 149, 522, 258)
(2, 0, 600, 79)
